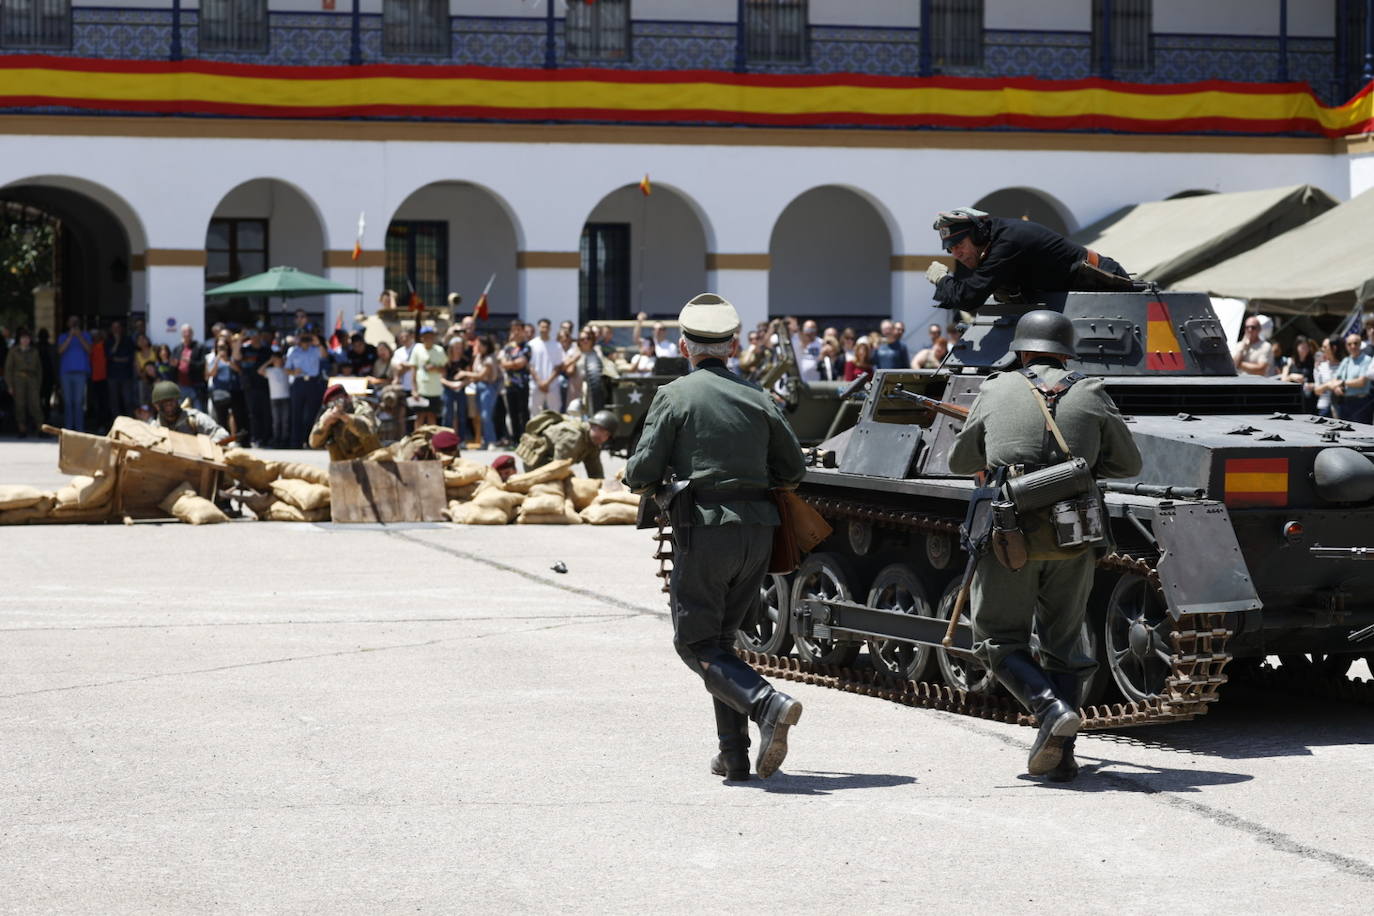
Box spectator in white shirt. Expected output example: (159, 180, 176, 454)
(527, 317, 564, 412)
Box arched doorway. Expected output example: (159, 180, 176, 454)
(972, 187, 1075, 235)
(0, 179, 143, 337)
(769, 186, 893, 328)
(580, 183, 708, 324)
(205, 179, 326, 331)
(388, 181, 521, 324)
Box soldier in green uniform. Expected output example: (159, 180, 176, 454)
(308, 384, 382, 462)
(624, 293, 808, 781)
(149, 380, 231, 444)
(948, 310, 1141, 781)
(519, 410, 616, 479)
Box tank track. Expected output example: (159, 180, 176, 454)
(649, 496, 1232, 730)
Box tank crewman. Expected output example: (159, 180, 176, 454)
(926, 208, 1132, 312)
(624, 293, 808, 782)
(308, 383, 382, 462)
(947, 309, 1142, 782)
(149, 379, 232, 445)
(520, 411, 616, 479)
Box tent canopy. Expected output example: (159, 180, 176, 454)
(1173, 187, 1374, 316)
(204, 265, 359, 299)
(1073, 184, 1336, 289)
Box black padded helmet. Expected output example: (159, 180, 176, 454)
(1009, 309, 1075, 359)
(933, 207, 991, 251)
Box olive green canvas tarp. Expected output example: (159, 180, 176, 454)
(1173, 186, 1374, 315)
(1074, 184, 1336, 289)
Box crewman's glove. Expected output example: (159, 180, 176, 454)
(925, 261, 950, 285)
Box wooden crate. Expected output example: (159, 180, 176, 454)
(328, 459, 446, 523)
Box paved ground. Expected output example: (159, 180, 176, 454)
(2, 438, 1373, 914)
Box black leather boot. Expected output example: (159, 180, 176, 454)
(1046, 672, 1081, 782)
(710, 699, 752, 780)
(699, 652, 801, 779)
(995, 651, 1081, 777)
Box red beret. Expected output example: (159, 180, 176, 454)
(492, 455, 515, 471)
(322, 383, 347, 404)
(430, 430, 460, 451)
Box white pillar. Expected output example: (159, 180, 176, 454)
(706, 254, 771, 332)
(145, 265, 206, 346)
(521, 263, 579, 330)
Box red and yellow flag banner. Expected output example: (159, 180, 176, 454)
(1223, 457, 1289, 507)
(0, 56, 1371, 136)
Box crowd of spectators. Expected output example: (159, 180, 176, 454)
(735, 316, 966, 386)
(1232, 314, 1374, 422)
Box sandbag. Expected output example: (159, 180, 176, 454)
(504, 458, 574, 493)
(270, 477, 331, 512)
(0, 484, 45, 511)
(471, 483, 524, 514)
(580, 501, 640, 525)
(527, 480, 567, 498)
(0, 495, 55, 525)
(225, 450, 281, 491)
(593, 490, 641, 507)
(451, 503, 514, 525)
(521, 492, 566, 515)
(159, 482, 229, 526)
(568, 477, 602, 510)
(446, 482, 480, 503)
(444, 459, 487, 488)
(515, 502, 583, 525)
(54, 472, 115, 509)
(275, 461, 329, 486)
(261, 500, 330, 523)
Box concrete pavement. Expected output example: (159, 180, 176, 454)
(1, 438, 1372, 913)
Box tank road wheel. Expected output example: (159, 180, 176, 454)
(933, 579, 997, 694)
(1103, 574, 1173, 704)
(1278, 654, 1356, 678)
(790, 552, 862, 667)
(864, 564, 936, 681)
(736, 574, 794, 657)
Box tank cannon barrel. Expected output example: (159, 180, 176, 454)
(1100, 481, 1205, 500)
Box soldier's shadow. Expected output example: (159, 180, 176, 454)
(727, 770, 917, 795)
(1015, 756, 1253, 794)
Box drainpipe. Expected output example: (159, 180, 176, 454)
(545, 0, 557, 69)
(1100, 0, 1113, 80)
(735, 0, 747, 73)
(350, 0, 362, 66)
(919, 0, 932, 77)
(1278, 0, 1289, 82)
(170, 0, 182, 61)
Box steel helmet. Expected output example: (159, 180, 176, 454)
(589, 410, 619, 434)
(1009, 310, 1076, 359)
(150, 380, 182, 404)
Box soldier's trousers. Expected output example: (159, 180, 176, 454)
(9, 379, 42, 432)
(970, 551, 1098, 681)
(670, 523, 774, 687)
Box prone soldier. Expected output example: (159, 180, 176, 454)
(947, 309, 1142, 781)
(150, 380, 232, 445)
(624, 293, 807, 781)
(308, 383, 381, 462)
(517, 410, 617, 479)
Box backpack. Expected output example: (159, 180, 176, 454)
(515, 409, 563, 467)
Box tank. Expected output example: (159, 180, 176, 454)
(729, 290, 1374, 729)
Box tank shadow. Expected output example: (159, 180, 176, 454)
(727, 770, 917, 795)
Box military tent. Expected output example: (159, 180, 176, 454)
(1073, 184, 1336, 289)
(1173, 186, 1374, 316)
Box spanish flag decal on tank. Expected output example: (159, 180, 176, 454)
(1223, 457, 1289, 507)
(1145, 301, 1186, 371)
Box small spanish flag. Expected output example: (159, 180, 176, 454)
(351, 211, 364, 262)
(1145, 300, 1186, 371)
(639, 173, 651, 197)
(474, 273, 494, 320)
(1223, 457, 1288, 507)
(406, 276, 423, 312)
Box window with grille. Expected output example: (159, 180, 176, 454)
(579, 223, 630, 324)
(200, 0, 268, 53)
(1338, 0, 1370, 101)
(567, 0, 629, 61)
(1, 0, 70, 49)
(205, 218, 269, 326)
(929, 0, 982, 69)
(742, 0, 807, 65)
(385, 222, 448, 312)
(1093, 0, 1152, 74)
(383, 0, 450, 57)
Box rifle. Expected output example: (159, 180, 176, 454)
(942, 465, 1008, 647)
(889, 385, 970, 422)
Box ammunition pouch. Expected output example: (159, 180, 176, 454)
(989, 498, 1028, 571)
(1002, 458, 1107, 552)
(636, 479, 692, 533)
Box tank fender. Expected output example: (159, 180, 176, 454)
(1152, 500, 1263, 620)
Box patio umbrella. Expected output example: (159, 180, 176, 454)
(204, 265, 360, 299)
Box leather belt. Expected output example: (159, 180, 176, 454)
(694, 487, 772, 504)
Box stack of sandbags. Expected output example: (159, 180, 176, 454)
(270, 477, 331, 513)
(567, 477, 602, 511)
(276, 461, 329, 486)
(159, 481, 229, 525)
(449, 480, 524, 524)
(443, 458, 487, 503)
(579, 485, 642, 525)
(0, 485, 56, 525)
(49, 471, 116, 523)
(514, 478, 582, 525)
(503, 458, 574, 494)
(225, 449, 281, 491)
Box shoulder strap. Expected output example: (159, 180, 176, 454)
(1017, 369, 1073, 459)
